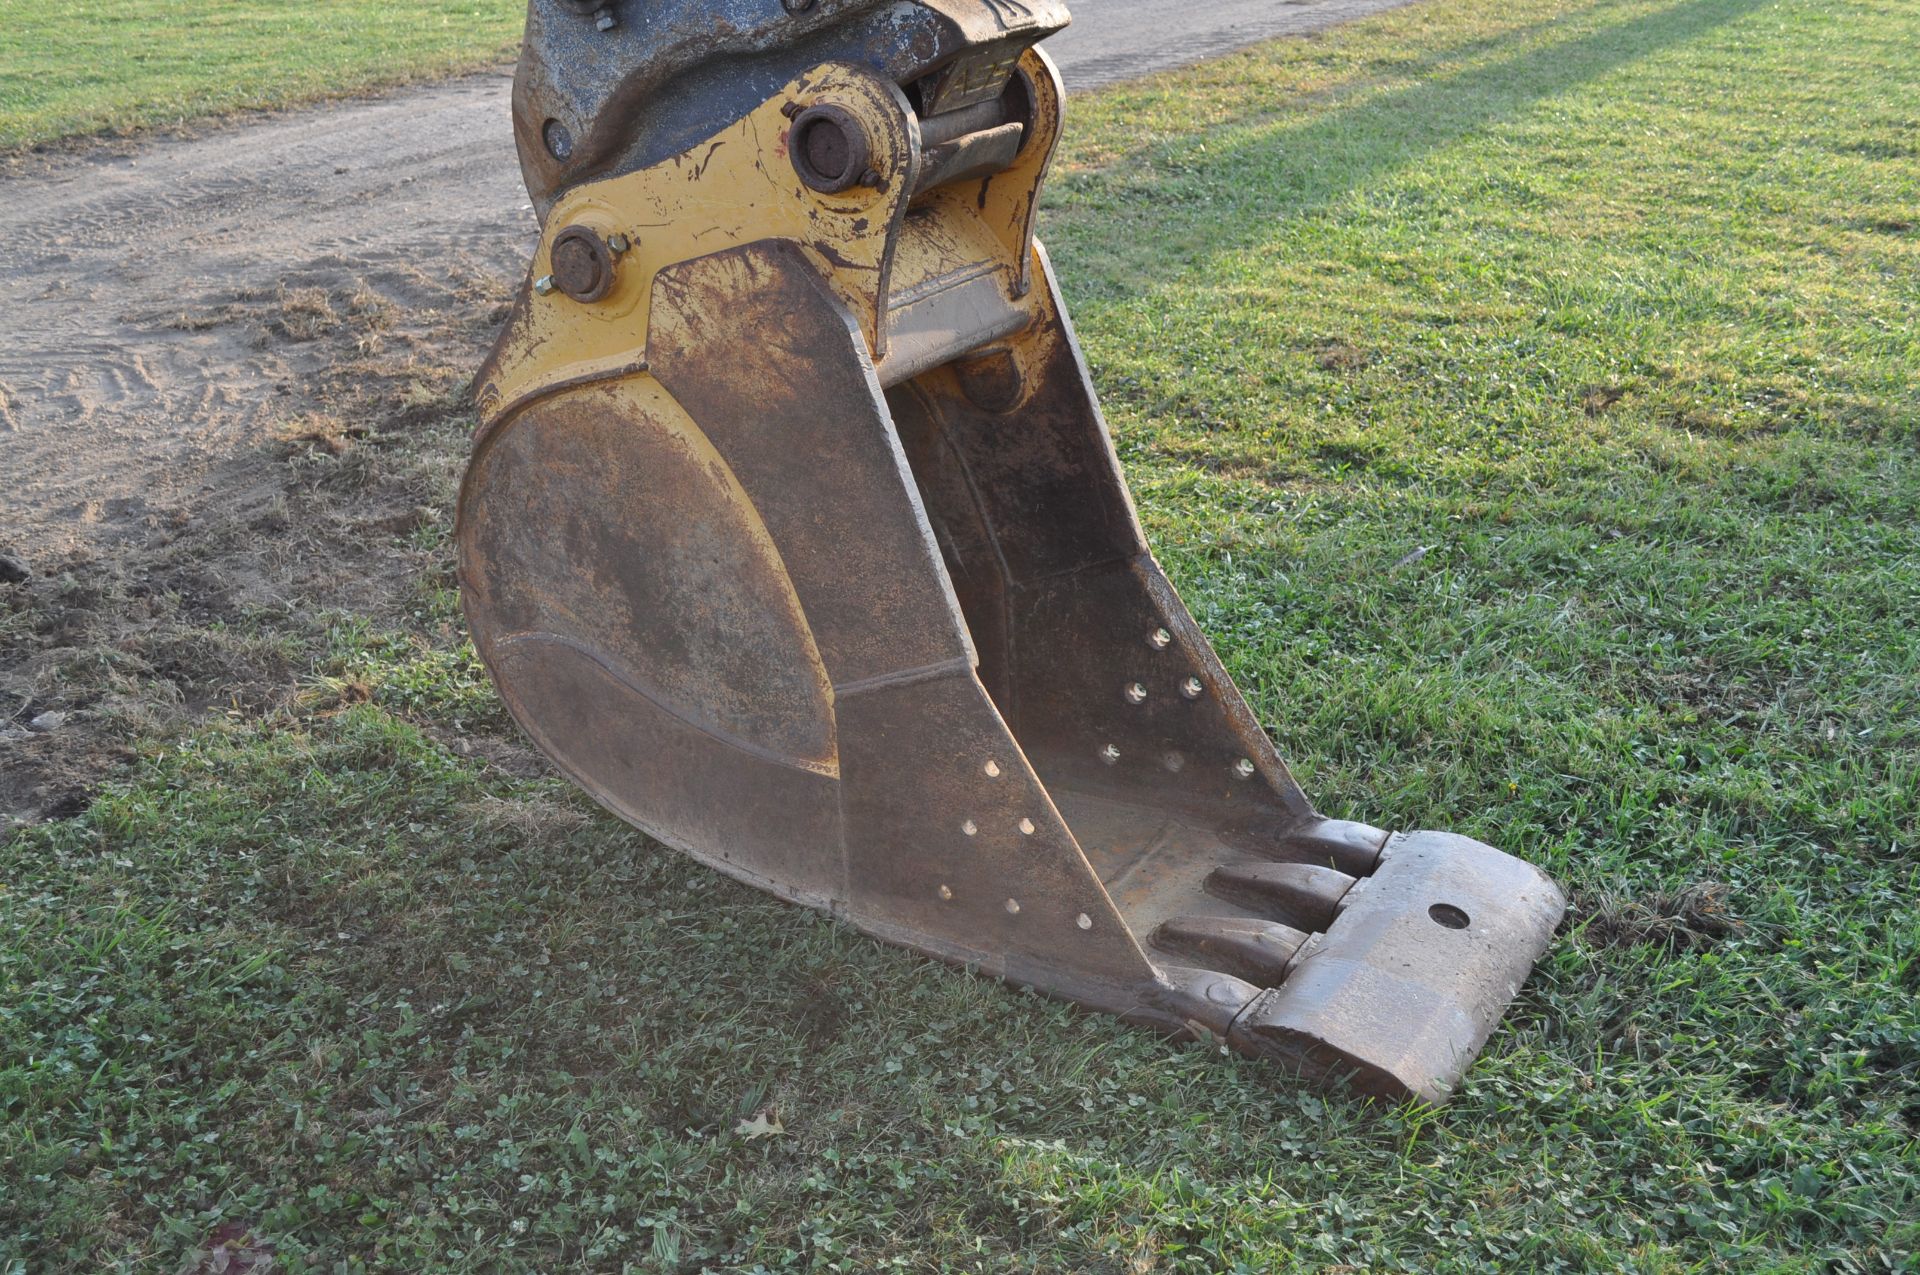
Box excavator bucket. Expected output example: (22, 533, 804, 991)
(458, 0, 1565, 1104)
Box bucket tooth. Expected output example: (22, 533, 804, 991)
(459, 0, 1566, 1104)
(1205, 862, 1358, 932)
(1151, 916, 1309, 988)
(1151, 965, 1264, 1038)
(1270, 818, 1392, 876)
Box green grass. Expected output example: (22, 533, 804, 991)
(0, 1, 521, 150)
(4, 0, 1919, 1268)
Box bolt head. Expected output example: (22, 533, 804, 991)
(789, 104, 873, 194)
(1233, 758, 1257, 779)
(1181, 677, 1204, 699)
(1149, 628, 1172, 650)
(550, 226, 617, 302)
(533, 274, 557, 296)
(1125, 682, 1147, 704)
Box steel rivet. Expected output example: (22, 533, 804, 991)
(1233, 758, 1257, 779)
(1162, 751, 1185, 773)
(1181, 676, 1204, 699)
(533, 274, 557, 296)
(1100, 744, 1121, 765)
(1125, 682, 1147, 704)
(1148, 628, 1172, 649)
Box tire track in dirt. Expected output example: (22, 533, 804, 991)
(0, 75, 532, 555)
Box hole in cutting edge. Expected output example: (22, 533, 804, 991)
(1429, 903, 1471, 929)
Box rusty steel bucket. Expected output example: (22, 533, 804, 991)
(456, 0, 1565, 1104)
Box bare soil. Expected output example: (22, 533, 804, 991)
(0, 0, 1422, 825)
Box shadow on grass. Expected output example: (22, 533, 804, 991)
(1055, 0, 1781, 280)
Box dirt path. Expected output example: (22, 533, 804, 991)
(1054, 0, 1418, 84)
(0, 73, 531, 559)
(0, 0, 1420, 820)
(0, 0, 1419, 561)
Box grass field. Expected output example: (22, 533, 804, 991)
(0, 1, 522, 150)
(4, 0, 1918, 1269)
